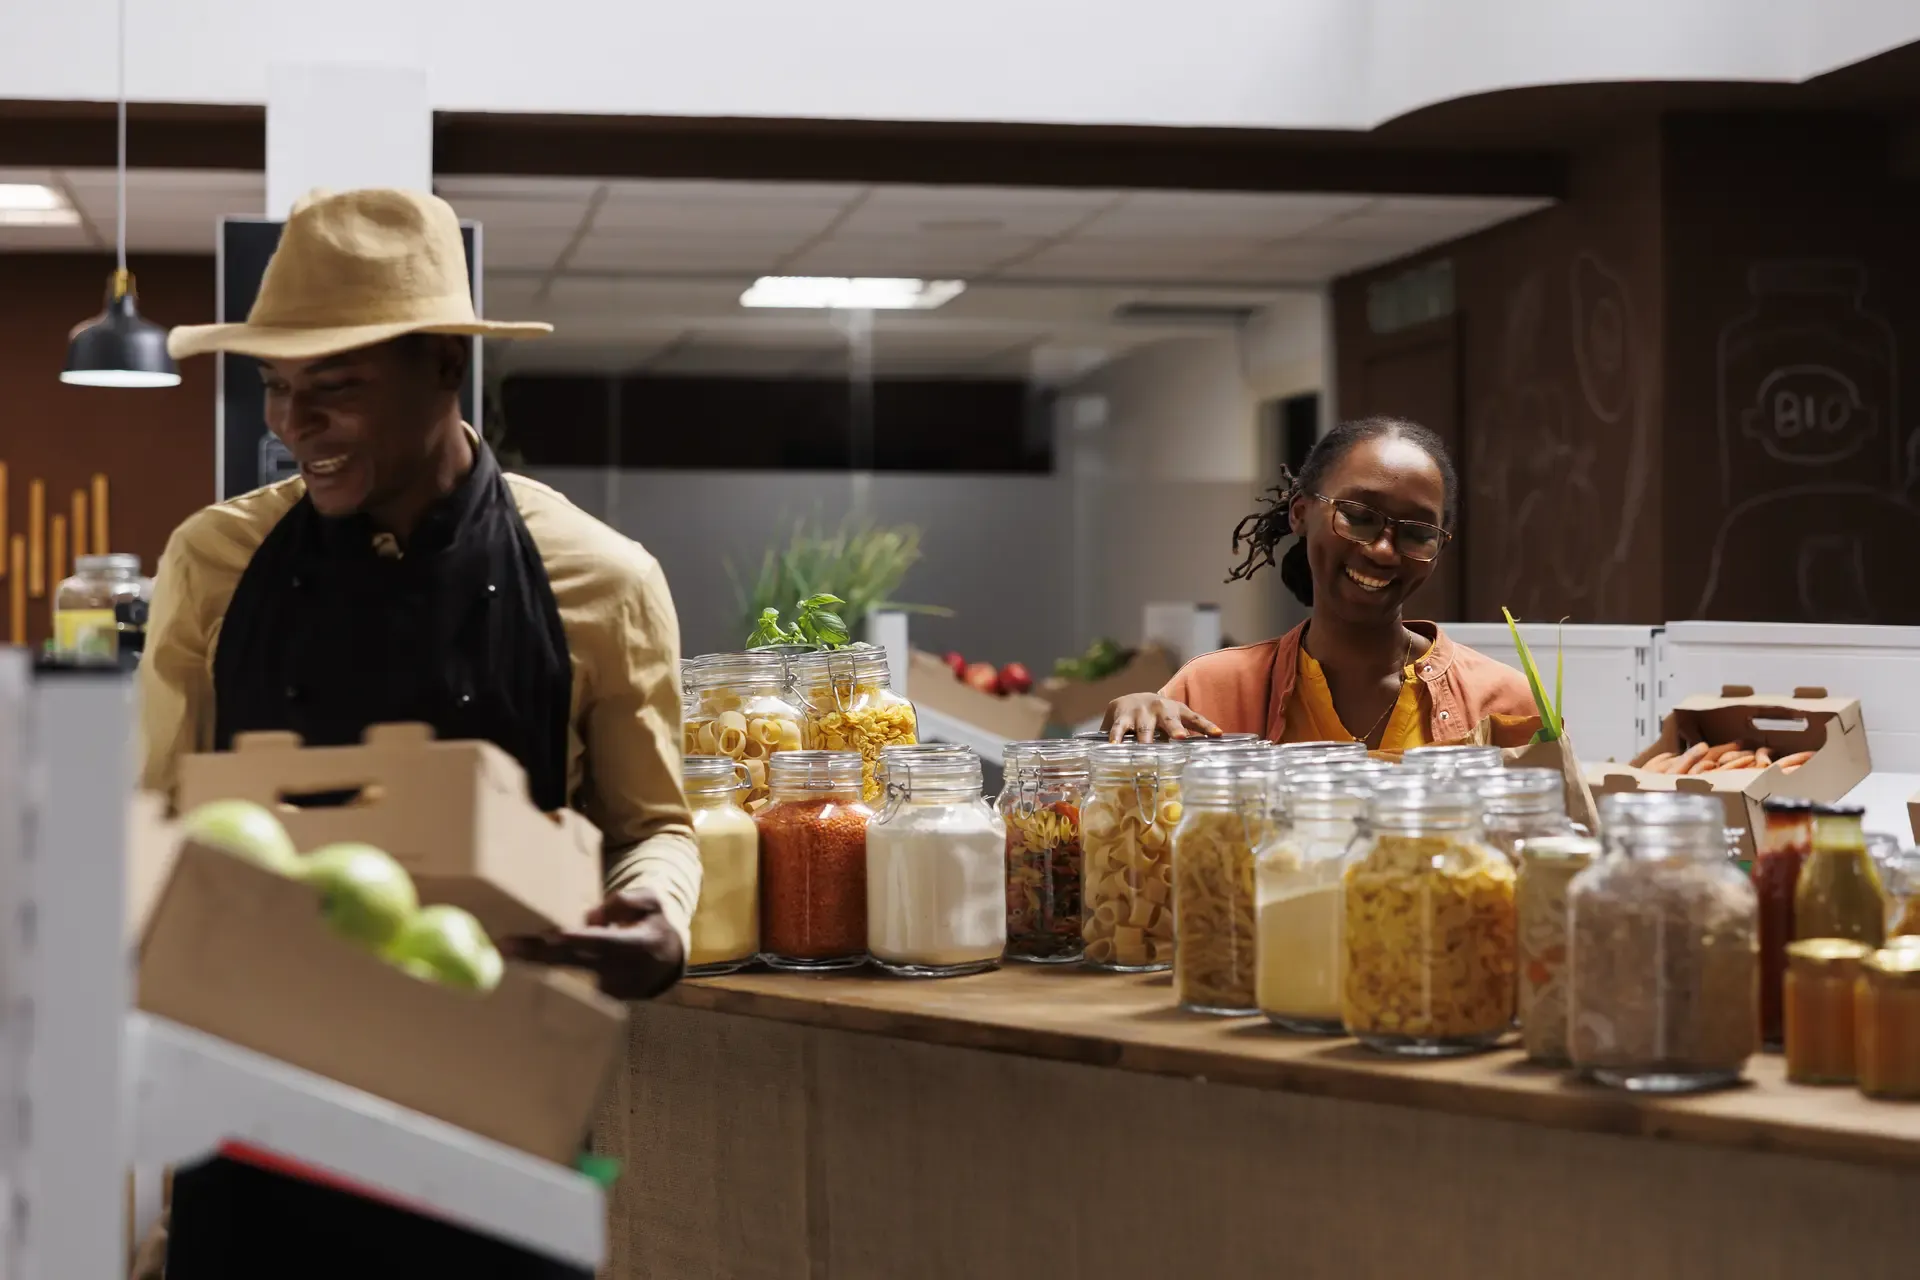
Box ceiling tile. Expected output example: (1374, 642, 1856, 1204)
(838, 185, 1118, 237)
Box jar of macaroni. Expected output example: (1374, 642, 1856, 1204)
(1257, 775, 1369, 1033)
(1342, 780, 1516, 1055)
(1474, 768, 1574, 865)
(1080, 744, 1182, 971)
(1172, 757, 1275, 1015)
(998, 741, 1089, 964)
(866, 748, 1006, 977)
(683, 652, 804, 808)
(756, 751, 872, 971)
(683, 755, 760, 976)
(1568, 792, 1758, 1093)
(792, 648, 918, 803)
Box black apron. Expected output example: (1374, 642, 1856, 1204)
(169, 441, 585, 1279)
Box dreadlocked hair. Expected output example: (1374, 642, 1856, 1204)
(1224, 415, 1458, 608)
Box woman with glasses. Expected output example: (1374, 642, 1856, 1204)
(1103, 416, 1535, 748)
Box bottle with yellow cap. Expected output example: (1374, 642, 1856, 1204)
(1856, 944, 1920, 1100)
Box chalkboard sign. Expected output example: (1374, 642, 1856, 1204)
(216, 218, 483, 499)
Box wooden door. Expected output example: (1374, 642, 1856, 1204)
(1352, 319, 1465, 621)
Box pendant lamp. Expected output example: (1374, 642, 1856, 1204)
(61, 0, 180, 389)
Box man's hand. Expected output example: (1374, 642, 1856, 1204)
(500, 887, 686, 1001)
(1102, 693, 1222, 743)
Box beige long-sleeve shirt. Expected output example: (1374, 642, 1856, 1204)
(137, 466, 700, 955)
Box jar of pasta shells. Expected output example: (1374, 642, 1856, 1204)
(998, 741, 1089, 964)
(1173, 757, 1278, 1014)
(684, 652, 804, 808)
(1342, 781, 1517, 1055)
(1567, 792, 1759, 1093)
(792, 648, 918, 803)
(1081, 744, 1183, 971)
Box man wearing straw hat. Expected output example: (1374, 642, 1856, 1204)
(137, 189, 697, 1277)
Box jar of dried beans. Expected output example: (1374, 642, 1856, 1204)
(793, 648, 918, 803)
(1342, 780, 1516, 1055)
(866, 748, 1006, 977)
(997, 741, 1089, 963)
(756, 750, 872, 970)
(1568, 792, 1758, 1093)
(1080, 744, 1183, 971)
(684, 755, 760, 976)
(683, 652, 804, 809)
(1516, 835, 1599, 1063)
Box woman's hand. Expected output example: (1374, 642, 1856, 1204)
(1102, 694, 1222, 743)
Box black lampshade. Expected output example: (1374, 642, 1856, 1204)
(62, 269, 180, 389)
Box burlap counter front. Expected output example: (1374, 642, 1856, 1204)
(592, 970, 1919, 1280)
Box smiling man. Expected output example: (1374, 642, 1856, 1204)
(138, 188, 697, 1278)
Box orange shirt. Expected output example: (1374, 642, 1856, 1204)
(1161, 621, 1538, 743)
(1283, 646, 1433, 750)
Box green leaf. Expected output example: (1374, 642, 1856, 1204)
(799, 593, 845, 611)
(810, 610, 850, 645)
(1555, 616, 1567, 724)
(1502, 607, 1562, 742)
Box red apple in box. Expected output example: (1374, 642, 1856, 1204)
(998, 662, 1033, 695)
(963, 662, 1003, 696)
(943, 651, 968, 680)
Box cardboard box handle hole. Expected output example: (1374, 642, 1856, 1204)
(277, 783, 388, 810)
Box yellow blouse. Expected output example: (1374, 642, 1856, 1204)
(1282, 647, 1432, 750)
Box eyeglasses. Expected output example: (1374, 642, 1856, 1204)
(1306, 493, 1451, 563)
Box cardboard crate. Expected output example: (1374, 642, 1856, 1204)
(1037, 646, 1178, 729)
(1586, 686, 1870, 859)
(908, 650, 1052, 742)
(1908, 788, 1919, 844)
(138, 841, 626, 1164)
(176, 722, 602, 937)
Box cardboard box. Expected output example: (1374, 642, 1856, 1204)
(1037, 645, 1178, 729)
(1586, 686, 1871, 858)
(908, 650, 1052, 742)
(126, 791, 179, 945)
(176, 722, 602, 937)
(138, 841, 626, 1164)
(1908, 788, 1919, 844)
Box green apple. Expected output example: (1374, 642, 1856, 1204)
(179, 799, 301, 876)
(384, 904, 504, 993)
(298, 842, 418, 949)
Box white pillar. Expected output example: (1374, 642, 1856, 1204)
(266, 63, 432, 216)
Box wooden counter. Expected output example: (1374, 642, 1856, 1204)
(595, 966, 1920, 1280)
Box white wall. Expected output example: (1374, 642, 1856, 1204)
(4, 1, 1916, 130)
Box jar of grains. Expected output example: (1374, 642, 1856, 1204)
(1172, 757, 1277, 1014)
(1474, 768, 1574, 865)
(755, 751, 872, 970)
(1342, 781, 1517, 1055)
(866, 748, 1007, 977)
(1515, 835, 1599, 1063)
(1568, 792, 1759, 1093)
(683, 652, 805, 808)
(1257, 774, 1369, 1033)
(792, 648, 918, 803)
(1399, 744, 1504, 775)
(1080, 744, 1183, 971)
(683, 755, 760, 975)
(997, 741, 1089, 963)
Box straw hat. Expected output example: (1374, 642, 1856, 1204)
(167, 187, 552, 360)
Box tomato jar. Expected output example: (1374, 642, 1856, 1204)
(1754, 797, 1814, 1046)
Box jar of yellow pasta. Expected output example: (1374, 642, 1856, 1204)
(1342, 781, 1517, 1055)
(1081, 744, 1183, 972)
(793, 648, 918, 803)
(684, 652, 805, 808)
(683, 754, 760, 976)
(1172, 757, 1277, 1014)
(1257, 775, 1370, 1033)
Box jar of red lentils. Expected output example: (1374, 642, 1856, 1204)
(756, 750, 872, 970)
